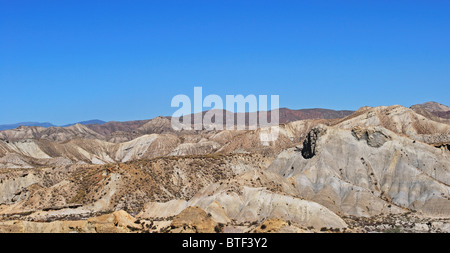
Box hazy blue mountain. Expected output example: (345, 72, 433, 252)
(61, 120, 106, 127)
(0, 120, 106, 131)
(0, 122, 56, 131)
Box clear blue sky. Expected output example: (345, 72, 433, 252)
(1, 0, 449, 125)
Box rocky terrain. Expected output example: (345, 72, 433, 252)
(0, 103, 449, 233)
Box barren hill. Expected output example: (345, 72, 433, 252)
(0, 103, 449, 233)
(411, 101, 450, 120)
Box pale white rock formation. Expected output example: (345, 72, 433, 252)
(189, 186, 347, 229)
(168, 141, 221, 156)
(268, 124, 450, 217)
(138, 168, 348, 229)
(335, 105, 450, 144)
(115, 134, 159, 162)
(0, 173, 41, 204)
(138, 199, 188, 219)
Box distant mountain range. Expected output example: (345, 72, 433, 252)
(61, 119, 107, 127)
(0, 120, 106, 131)
(0, 122, 56, 131)
(1, 101, 448, 132)
(0, 108, 355, 132)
